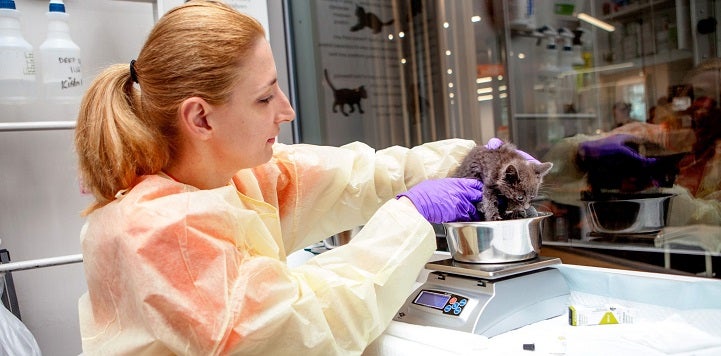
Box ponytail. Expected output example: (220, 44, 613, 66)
(74, 64, 169, 214)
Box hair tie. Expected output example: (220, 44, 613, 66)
(129, 59, 139, 84)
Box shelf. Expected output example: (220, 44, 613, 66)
(601, 0, 675, 22)
(542, 239, 719, 257)
(0, 254, 83, 273)
(600, 49, 693, 76)
(514, 113, 596, 119)
(0, 121, 76, 132)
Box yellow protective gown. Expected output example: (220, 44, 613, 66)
(78, 139, 475, 355)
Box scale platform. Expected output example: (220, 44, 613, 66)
(394, 256, 569, 337)
(426, 256, 562, 280)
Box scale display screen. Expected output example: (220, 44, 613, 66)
(413, 290, 451, 309)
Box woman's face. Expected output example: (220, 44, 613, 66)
(209, 39, 295, 171)
(690, 69, 721, 148)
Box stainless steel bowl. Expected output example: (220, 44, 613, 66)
(323, 226, 362, 249)
(583, 193, 674, 234)
(443, 212, 552, 264)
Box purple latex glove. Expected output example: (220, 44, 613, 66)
(578, 134, 657, 168)
(396, 178, 483, 223)
(485, 137, 540, 163)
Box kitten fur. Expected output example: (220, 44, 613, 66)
(453, 143, 553, 221)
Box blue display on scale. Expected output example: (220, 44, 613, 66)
(413, 290, 469, 316)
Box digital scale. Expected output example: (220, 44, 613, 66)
(393, 256, 569, 337)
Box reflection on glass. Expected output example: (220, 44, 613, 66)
(290, 0, 721, 277)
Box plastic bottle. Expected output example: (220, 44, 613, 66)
(557, 27, 576, 113)
(533, 25, 563, 141)
(557, 28, 575, 74)
(536, 26, 559, 82)
(534, 26, 559, 115)
(574, 28, 594, 116)
(0, 0, 36, 104)
(39, 0, 82, 102)
(572, 29, 589, 68)
(509, 0, 536, 31)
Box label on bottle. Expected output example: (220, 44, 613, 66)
(41, 48, 82, 100)
(0, 49, 36, 80)
(0, 48, 36, 103)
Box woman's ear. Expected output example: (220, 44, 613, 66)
(179, 97, 213, 139)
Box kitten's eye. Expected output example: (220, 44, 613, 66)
(516, 195, 525, 201)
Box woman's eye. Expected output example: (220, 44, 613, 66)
(259, 95, 274, 104)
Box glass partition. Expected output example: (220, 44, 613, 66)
(288, 0, 508, 148)
(517, 0, 721, 279)
(288, 0, 721, 278)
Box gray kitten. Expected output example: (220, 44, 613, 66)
(453, 143, 553, 221)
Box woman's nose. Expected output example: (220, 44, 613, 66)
(277, 91, 296, 123)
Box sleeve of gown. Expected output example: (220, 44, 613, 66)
(106, 195, 437, 355)
(253, 138, 476, 252)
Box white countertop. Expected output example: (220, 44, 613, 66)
(288, 249, 721, 355)
(364, 252, 721, 356)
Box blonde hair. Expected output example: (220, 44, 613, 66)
(75, 1, 265, 214)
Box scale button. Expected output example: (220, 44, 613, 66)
(452, 302, 460, 309)
(444, 305, 452, 313)
(453, 307, 462, 315)
(459, 299, 467, 306)
(449, 297, 457, 304)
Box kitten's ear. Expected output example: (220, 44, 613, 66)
(534, 162, 553, 176)
(504, 164, 520, 183)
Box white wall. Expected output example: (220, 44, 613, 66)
(1, 1, 155, 355)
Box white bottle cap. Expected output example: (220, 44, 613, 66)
(49, 0, 65, 13)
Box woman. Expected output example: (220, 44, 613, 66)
(673, 58, 721, 201)
(75, 1, 485, 354)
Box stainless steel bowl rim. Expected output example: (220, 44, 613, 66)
(442, 211, 553, 227)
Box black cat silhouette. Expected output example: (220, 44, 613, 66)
(349, 5, 394, 34)
(324, 69, 367, 117)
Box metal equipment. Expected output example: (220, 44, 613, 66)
(394, 256, 569, 337)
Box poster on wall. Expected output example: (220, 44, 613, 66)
(314, 0, 405, 148)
